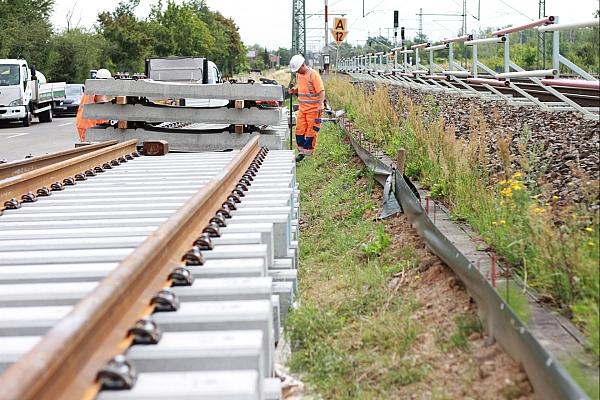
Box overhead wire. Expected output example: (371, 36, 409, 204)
(496, 0, 535, 21)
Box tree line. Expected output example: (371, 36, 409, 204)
(0, 0, 249, 83)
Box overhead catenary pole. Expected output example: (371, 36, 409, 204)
(324, 0, 328, 47)
(418, 8, 423, 40)
(538, 0, 546, 69)
(462, 0, 467, 66)
(292, 0, 306, 56)
(393, 10, 399, 46)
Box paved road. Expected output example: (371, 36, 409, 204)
(0, 116, 79, 163)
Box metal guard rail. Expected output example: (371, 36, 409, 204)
(343, 127, 588, 400)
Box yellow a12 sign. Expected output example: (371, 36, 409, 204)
(331, 17, 349, 45)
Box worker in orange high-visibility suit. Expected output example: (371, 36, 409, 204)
(76, 68, 111, 141)
(289, 54, 325, 162)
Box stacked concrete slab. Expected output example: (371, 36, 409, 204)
(0, 149, 300, 399)
(83, 79, 289, 151)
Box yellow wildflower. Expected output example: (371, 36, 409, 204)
(501, 187, 513, 197)
(552, 195, 559, 201)
(500, 220, 506, 225)
(499, 179, 508, 185)
(588, 241, 595, 247)
(512, 172, 523, 178)
(532, 207, 545, 214)
(492, 221, 497, 225)
(585, 227, 593, 232)
(510, 181, 524, 191)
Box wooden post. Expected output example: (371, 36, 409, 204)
(396, 148, 406, 174)
(143, 140, 169, 156)
(116, 96, 128, 129)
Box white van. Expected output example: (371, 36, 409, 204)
(0, 59, 66, 126)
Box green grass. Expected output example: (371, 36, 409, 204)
(326, 77, 600, 375)
(562, 357, 600, 400)
(448, 314, 484, 351)
(285, 122, 427, 398)
(498, 283, 531, 324)
(435, 313, 484, 352)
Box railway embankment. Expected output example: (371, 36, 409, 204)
(361, 81, 600, 208)
(286, 124, 534, 399)
(293, 75, 599, 398)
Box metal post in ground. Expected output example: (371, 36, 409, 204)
(491, 254, 497, 288)
(506, 264, 510, 304)
(396, 148, 406, 175)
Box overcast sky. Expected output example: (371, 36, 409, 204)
(51, 0, 599, 51)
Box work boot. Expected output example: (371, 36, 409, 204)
(295, 153, 305, 163)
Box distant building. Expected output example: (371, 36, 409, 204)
(269, 54, 280, 68)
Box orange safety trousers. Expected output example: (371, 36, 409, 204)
(295, 109, 322, 155)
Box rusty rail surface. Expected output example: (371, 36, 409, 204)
(0, 140, 138, 211)
(0, 136, 262, 400)
(0, 140, 119, 181)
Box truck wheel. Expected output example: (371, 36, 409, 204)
(39, 108, 53, 123)
(22, 110, 32, 127)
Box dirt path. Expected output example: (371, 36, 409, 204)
(384, 211, 533, 399)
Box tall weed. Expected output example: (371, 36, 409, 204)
(326, 77, 600, 365)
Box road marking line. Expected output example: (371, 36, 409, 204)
(0, 132, 30, 139)
(58, 122, 73, 127)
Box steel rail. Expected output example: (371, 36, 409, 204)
(537, 18, 598, 32)
(492, 16, 555, 36)
(0, 136, 261, 400)
(443, 34, 473, 43)
(541, 78, 600, 90)
(0, 140, 138, 211)
(0, 140, 118, 181)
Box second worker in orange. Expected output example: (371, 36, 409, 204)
(289, 54, 325, 162)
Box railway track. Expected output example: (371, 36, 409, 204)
(0, 137, 298, 400)
(356, 70, 600, 113)
(0, 140, 119, 181)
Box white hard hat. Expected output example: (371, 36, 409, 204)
(289, 55, 305, 72)
(96, 68, 112, 79)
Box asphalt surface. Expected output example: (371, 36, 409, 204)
(0, 115, 79, 163)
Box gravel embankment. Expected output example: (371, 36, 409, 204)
(364, 82, 600, 207)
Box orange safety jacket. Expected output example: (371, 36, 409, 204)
(296, 67, 324, 113)
(76, 94, 108, 141)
